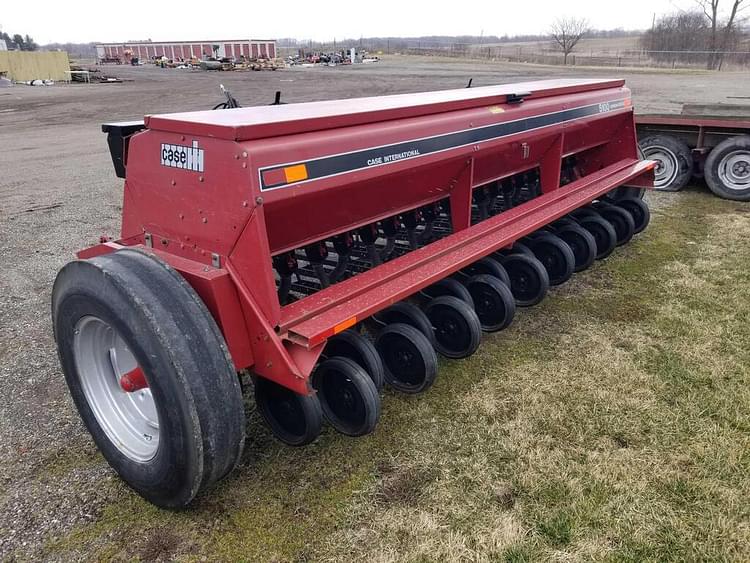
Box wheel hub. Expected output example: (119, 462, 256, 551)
(73, 316, 159, 462)
(643, 146, 678, 188)
(720, 150, 750, 191)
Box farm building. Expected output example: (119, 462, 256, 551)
(96, 39, 277, 63)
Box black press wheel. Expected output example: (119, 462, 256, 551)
(464, 274, 516, 332)
(614, 197, 651, 234)
(594, 204, 635, 246)
(527, 233, 575, 286)
(254, 376, 323, 446)
(419, 277, 474, 308)
(423, 296, 482, 359)
(461, 256, 510, 286)
(376, 323, 438, 394)
(704, 135, 750, 201)
(372, 301, 435, 346)
(51, 249, 245, 508)
(313, 357, 380, 437)
(501, 253, 549, 307)
(638, 134, 692, 192)
(323, 329, 384, 390)
(578, 215, 617, 260)
(554, 223, 597, 272)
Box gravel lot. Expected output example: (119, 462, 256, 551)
(1, 55, 748, 560)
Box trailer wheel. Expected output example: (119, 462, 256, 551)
(527, 233, 575, 286)
(500, 253, 549, 307)
(464, 274, 516, 332)
(595, 205, 635, 246)
(555, 224, 597, 272)
(323, 330, 384, 390)
(461, 256, 510, 286)
(614, 197, 651, 234)
(419, 278, 474, 309)
(578, 215, 618, 260)
(638, 134, 692, 191)
(313, 357, 380, 437)
(376, 323, 438, 394)
(254, 377, 323, 446)
(372, 302, 435, 346)
(423, 296, 482, 359)
(704, 135, 750, 201)
(52, 250, 245, 508)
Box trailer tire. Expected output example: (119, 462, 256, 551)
(464, 274, 516, 332)
(500, 253, 549, 307)
(313, 357, 380, 437)
(615, 197, 651, 234)
(419, 278, 474, 309)
(639, 134, 692, 191)
(323, 330, 385, 391)
(376, 323, 438, 394)
(578, 215, 617, 259)
(555, 224, 597, 272)
(372, 302, 435, 346)
(527, 233, 575, 286)
(423, 296, 482, 359)
(254, 376, 323, 446)
(704, 135, 750, 201)
(52, 249, 245, 509)
(461, 256, 510, 286)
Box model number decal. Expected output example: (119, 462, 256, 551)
(160, 141, 204, 172)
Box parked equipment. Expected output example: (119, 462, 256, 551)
(636, 104, 750, 200)
(53, 79, 654, 507)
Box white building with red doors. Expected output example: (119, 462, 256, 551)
(96, 39, 277, 62)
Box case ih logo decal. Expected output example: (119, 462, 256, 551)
(259, 98, 631, 191)
(161, 141, 204, 172)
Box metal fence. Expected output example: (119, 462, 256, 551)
(280, 40, 750, 70)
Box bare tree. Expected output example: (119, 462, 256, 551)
(695, 0, 748, 69)
(550, 17, 589, 64)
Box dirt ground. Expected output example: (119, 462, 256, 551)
(1, 56, 749, 561)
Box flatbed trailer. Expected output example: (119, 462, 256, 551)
(636, 104, 750, 200)
(52, 79, 654, 507)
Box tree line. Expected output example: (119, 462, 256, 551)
(0, 31, 39, 51)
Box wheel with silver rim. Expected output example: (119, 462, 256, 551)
(73, 315, 159, 462)
(705, 135, 750, 201)
(639, 134, 692, 192)
(52, 249, 245, 508)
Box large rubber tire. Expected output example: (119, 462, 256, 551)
(323, 330, 384, 391)
(500, 253, 549, 307)
(595, 204, 635, 246)
(464, 274, 516, 332)
(313, 357, 380, 437)
(578, 215, 617, 260)
(615, 197, 651, 234)
(704, 135, 750, 201)
(52, 249, 245, 508)
(639, 134, 692, 192)
(254, 377, 322, 446)
(419, 277, 475, 309)
(461, 256, 510, 286)
(376, 323, 438, 394)
(372, 301, 435, 346)
(527, 233, 575, 286)
(555, 224, 597, 272)
(423, 296, 482, 359)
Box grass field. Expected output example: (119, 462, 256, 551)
(39, 188, 750, 561)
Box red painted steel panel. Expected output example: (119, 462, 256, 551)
(268, 43, 276, 58)
(146, 79, 626, 141)
(225, 43, 233, 58)
(636, 114, 750, 130)
(252, 43, 259, 58)
(234, 43, 241, 58)
(242, 43, 250, 57)
(203, 44, 212, 57)
(260, 43, 267, 57)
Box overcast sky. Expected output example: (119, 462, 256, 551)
(2, 0, 703, 44)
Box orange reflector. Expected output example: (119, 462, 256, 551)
(284, 164, 308, 183)
(333, 316, 357, 334)
(623, 98, 632, 107)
